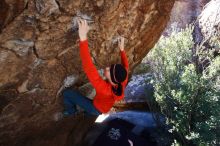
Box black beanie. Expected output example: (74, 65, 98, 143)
(110, 64, 127, 84)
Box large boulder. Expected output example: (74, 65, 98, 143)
(165, 0, 210, 32)
(0, 0, 175, 145)
(199, 0, 220, 39)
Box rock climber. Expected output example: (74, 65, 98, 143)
(62, 18, 129, 116)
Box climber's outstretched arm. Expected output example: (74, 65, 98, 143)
(77, 19, 107, 91)
(118, 37, 129, 71)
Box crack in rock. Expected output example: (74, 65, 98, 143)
(35, 0, 60, 16)
(2, 39, 34, 57)
(71, 12, 94, 32)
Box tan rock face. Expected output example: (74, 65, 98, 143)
(0, 0, 174, 145)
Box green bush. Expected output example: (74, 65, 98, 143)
(147, 25, 220, 145)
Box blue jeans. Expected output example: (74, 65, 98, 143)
(63, 89, 101, 116)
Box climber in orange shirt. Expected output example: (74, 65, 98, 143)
(62, 19, 129, 116)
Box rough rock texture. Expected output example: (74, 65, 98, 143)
(125, 74, 153, 103)
(0, 0, 28, 32)
(199, 0, 220, 39)
(0, 0, 175, 145)
(165, 0, 210, 31)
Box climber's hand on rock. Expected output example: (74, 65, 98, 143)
(77, 18, 89, 41)
(118, 37, 125, 51)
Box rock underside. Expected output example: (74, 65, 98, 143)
(0, 0, 175, 145)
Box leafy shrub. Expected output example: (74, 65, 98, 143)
(146, 25, 220, 145)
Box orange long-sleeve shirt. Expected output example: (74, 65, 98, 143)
(79, 40, 129, 113)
